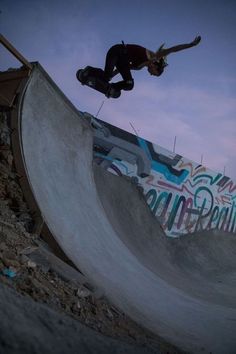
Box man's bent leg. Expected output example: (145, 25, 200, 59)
(115, 53, 134, 91)
(104, 45, 122, 81)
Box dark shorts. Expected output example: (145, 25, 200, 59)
(104, 44, 133, 83)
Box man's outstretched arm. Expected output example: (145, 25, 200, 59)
(155, 36, 201, 59)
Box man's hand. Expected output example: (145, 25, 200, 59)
(191, 36, 201, 46)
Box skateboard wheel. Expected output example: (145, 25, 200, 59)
(109, 88, 121, 98)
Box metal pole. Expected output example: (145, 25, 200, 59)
(0, 33, 33, 70)
(95, 100, 104, 118)
(173, 136, 177, 153)
(129, 122, 139, 137)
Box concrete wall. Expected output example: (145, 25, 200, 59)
(86, 115, 236, 237)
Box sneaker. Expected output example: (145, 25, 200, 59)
(76, 69, 85, 83)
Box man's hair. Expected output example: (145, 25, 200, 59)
(154, 43, 168, 74)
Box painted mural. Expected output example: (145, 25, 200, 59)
(85, 113, 236, 237)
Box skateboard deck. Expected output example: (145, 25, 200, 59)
(76, 66, 121, 98)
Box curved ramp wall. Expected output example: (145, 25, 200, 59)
(16, 64, 236, 354)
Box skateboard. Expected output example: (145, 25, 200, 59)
(76, 66, 121, 99)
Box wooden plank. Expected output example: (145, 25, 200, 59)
(0, 33, 33, 70)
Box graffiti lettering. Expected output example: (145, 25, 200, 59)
(145, 188, 236, 235)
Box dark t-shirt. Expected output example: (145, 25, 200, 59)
(126, 45, 148, 69)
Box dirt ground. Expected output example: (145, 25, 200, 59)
(0, 110, 185, 354)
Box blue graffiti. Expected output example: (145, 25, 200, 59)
(94, 152, 134, 175)
(137, 138, 188, 185)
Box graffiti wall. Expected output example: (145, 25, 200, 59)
(89, 116, 236, 237)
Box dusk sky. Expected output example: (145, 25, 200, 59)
(1, 0, 236, 179)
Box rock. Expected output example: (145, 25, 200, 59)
(28, 250, 50, 273)
(105, 308, 114, 321)
(0, 220, 14, 229)
(7, 153, 13, 167)
(0, 150, 13, 167)
(20, 254, 30, 265)
(77, 285, 92, 298)
(19, 246, 39, 256)
(0, 242, 7, 252)
(0, 162, 10, 178)
(2, 258, 21, 269)
(27, 260, 37, 269)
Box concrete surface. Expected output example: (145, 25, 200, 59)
(0, 283, 156, 354)
(19, 64, 236, 353)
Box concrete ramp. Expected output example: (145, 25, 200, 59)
(19, 64, 236, 353)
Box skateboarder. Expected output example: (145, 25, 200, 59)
(102, 35, 201, 94)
